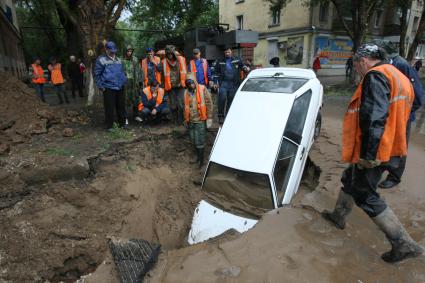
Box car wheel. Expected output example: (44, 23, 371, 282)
(314, 112, 322, 140)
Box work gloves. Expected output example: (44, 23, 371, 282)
(357, 158, 381, 169)
(206, 119, 213, 129)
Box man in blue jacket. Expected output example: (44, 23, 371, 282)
(94, 41, 127, 130)
(214, 46, 249, 124)
(375, 40, 424, 189)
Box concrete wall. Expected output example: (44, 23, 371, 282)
(0, 0, 19, 30)
(219, 0, 310, 33)
(0, 1, 26, 78)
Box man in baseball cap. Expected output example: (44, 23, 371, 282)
(322, 43, 423, 263)
(94, 41, 127, 130)
(105, 41, 118, 53)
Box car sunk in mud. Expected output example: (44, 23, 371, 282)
(188, 67, 323, 245)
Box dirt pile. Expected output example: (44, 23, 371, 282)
(0, 128, 205, 282)
(0, 72, 87, 155)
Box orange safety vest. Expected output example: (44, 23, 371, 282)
(138, 86, 165, 111)
(31, 64, 46, 84)
(189, 59, 208, 85)
(184, 84, 208, 122)
(141, 56, 161, 86)
(342, 64, 413, 163)
(162, 56, 187, 91)
(48, 63, 64, 85)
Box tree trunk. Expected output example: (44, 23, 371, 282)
(407, 6, 425, 61)
(399, 1, 411, 57)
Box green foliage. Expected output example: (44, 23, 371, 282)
(130, 0, 219, 44)
(16, 0, 67, 64)
(106, 123, 134, 141)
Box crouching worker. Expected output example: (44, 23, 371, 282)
(137, 80, 170, 123)
(184, 74, 213, 168)
(322, 43, 423, 263)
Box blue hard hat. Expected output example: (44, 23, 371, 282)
(105, 41, 118, 53)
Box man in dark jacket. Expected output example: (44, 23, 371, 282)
(375, 40, 424, 189)
(94, 41, 127, 130)
(67, 55, 84, 98)
(322, 43, 423, 263)
(137, 80, 169, 122)
(214, 47, 249, 124)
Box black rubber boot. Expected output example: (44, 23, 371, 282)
(190, 149, 199, 164)
(321, 190, 354, 230)
(378, 178, 400, 189)
(372, 207, 424, 263)
(197, 148, 205, 168)
(57, 94, 64, 104)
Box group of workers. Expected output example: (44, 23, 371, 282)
(93, 41, 249, 167)
(30, 39, 425, 262)
(323, 41, 424, 263)
(30, 56, 86, 104)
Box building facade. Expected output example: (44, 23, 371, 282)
(219, 0, 425, 75)
(0, 0, 26, 78)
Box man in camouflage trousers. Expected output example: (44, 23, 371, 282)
(122, 45, 142, 123)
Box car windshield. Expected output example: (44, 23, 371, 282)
(241, 77, 308, 93)
(203, 162, 274, 211)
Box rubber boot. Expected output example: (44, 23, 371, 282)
(172, 110, 178, 125)
(57, 92, 64, 104)
(322, 190, 354, 229)
(372, 207, 424, 263)
(190, 149, 199, 164)
(64, 91, 70, 104)
(198, 148, 205, 168)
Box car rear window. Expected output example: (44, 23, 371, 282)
(241, 77, 308, 93)
(203, 162, 274, 210)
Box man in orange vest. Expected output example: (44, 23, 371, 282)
(159, 45, 187, 125)
(188, 48, 213, 88)
(141, 47, 161, 88)
(30, 57, 47, 102)
(322, 44, 423, 263)
(48, 57, 69, 104)
(137, 80, 169, 123)
(184, 73, 213, 167)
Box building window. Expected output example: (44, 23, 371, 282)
(413, 16, 420, 34)
(5, 5, 13, 23)
(235, 0, 244, 3)
(319, 2, 329, 22)
(270, 6, 281, 26)
(374, 10, 383, 28)
(236, 15, 244, 30)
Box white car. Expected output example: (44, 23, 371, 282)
(188, 67, 324, 245)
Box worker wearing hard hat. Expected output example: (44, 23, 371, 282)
(159, 45, 187, 125)
(140, 47, 161, 88)
(184, 73, 213, 168)
(122, 45, 142, 123)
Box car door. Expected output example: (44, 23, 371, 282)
(273, 88, 313, 205)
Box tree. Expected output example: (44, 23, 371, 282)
(392, 0, 413, 57)
(319, 0, 383, 51)
(407, 6, 425, 60)
(130, 0, 219, 45)
(16, 0, 66, 61)
(55, 0, 127, 104)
